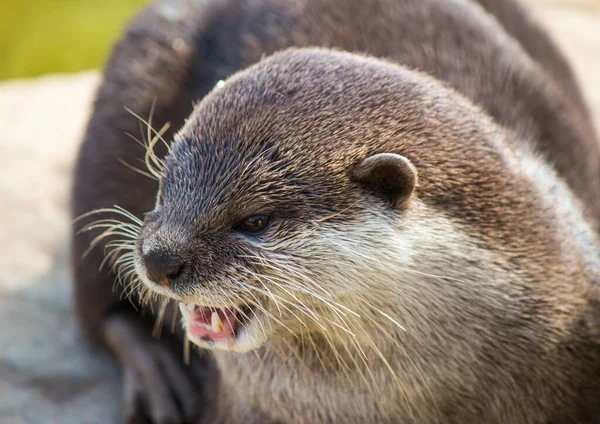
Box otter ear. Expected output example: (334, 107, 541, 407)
(351, 153, 418, 209)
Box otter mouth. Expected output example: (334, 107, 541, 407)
(180, 303, 254, 345)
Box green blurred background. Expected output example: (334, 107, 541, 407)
(0, 0, 148, 81)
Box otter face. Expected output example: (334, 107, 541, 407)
(132, 48, 512, 354)
(130, 54, 428, 352)
(134, 135, 419, 352)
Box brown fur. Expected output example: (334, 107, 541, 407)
(71, 0, 600, 423)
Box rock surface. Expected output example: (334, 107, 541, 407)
(0, 1, 598, 422)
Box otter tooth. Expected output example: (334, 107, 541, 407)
(211, 311, 224, 333)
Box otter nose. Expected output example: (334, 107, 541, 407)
(143, 250, 185, 288)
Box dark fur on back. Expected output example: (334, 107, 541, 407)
(71, 0, 600, 422)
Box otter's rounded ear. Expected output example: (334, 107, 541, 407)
(351, 153, 418, 209)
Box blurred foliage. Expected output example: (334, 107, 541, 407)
(0, 0, 148, 80)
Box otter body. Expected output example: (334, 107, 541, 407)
(72, 0, 600, 423)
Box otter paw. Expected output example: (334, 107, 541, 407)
(104, 313, 213, 424)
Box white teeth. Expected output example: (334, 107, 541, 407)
(186, 303, 195, 312)
(211, 311, 224, 333)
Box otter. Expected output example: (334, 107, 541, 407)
(71, 0, 600, 423)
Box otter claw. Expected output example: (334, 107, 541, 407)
(104, 313, 208, 423)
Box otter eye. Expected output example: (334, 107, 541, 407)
(236, 215, 271, 235)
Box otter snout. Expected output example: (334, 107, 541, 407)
(136, 217, 240, 296)
(142, 249, 185, 288)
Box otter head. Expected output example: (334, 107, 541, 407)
(133, 48, 550, 358)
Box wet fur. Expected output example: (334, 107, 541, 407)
(71, 0, 600, 422)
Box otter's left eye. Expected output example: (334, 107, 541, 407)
(236, 215, 271, 235)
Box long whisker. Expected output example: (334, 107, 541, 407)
(125, 103, 173, 153)
(74, 205, 143, 226)
(153, 297, 171, 338)
(247, 257, 359, 318)
(118, 157, 159, 181)
(242, 284, 310, 333)
(125, 105, 172, 180)
(327, 237, 465, 284)
(240, 254, 333, 298)
(359, 311, 441, 419)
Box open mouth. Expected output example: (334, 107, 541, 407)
(180, 304, 254, 345)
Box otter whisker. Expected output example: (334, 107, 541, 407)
(372, 308, 406, 332)
(239, 285, 313, 335)
(245, 269, 324, 325)
(243, 275, 327, 333)
(320, 324, 384, 404)
(245, 264, 363, 342)
(246, 282, 363, 367)
(83, 226, 137, 255)
(241, 260, 369, 355)
(104, 241, 135, 258)
(153, 297, 171, 339)
(240, 254, 333, 298)
(105, 239, 137, 249)
(119, 278, 143, 311)
(358, 324, 415, 420)
(358, 311, 442, 420)
(242, 284, 308, 334)
(183, 332, 191, 365)
(125, 102, 173, 153)
(112, 261, 135, 287)
(251, 274, 283, 317)
(80, 219, 139, 260)
(227, 295, 272, 338)
(246, 258, 359, 319)
(123, 105, 168, 180)
(247, 261, 398, 405)
(311, 201, 361, 224)
(75, 206, 143, 226)
(217, 285, 261, 330)
(103, 248, 135, 278)
(303, 330, 332, 376)
(104, 248, 136, 265)
(80, 219, 140, 235)
(303, 316, 391, 415)
(117, 265, 138, 289)
(265, 277, 355, 336)
(117, 157, 159, 181)
(228, 292, 270, 340)
(77, 207, 142, 303)
(278, 336, 316, 376)
(328, 237, 466, 284)
(111, 205, 144, 225)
